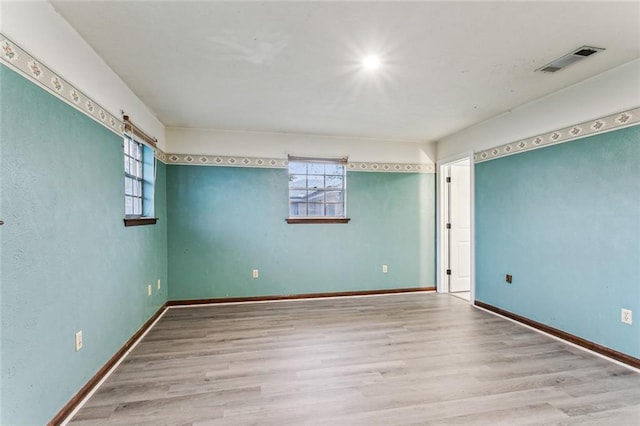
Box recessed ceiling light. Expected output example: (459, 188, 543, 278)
(362, 55, 381, 70)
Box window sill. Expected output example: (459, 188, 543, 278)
(285, 217, 351, 224)
(123, 217, 158, 227)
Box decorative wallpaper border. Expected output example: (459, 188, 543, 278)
(1, 33, 171, 162)
(167, 154, 286, 168)
(474, 107, 640, 163)
(348, 161, 435, 173)
(154, 150, 167, 162)
(1, 34, 125, 136)
(166, 154, 435, 173)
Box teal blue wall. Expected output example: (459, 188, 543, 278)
(3, 35, 637, 424)
(167, 165, 435, 300)
(475, 125, 640, 358)
(0, 65, 168, 424)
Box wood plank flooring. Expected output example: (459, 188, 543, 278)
(68, 293, 640, 425)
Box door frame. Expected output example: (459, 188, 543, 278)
(437, 152, 475, 301)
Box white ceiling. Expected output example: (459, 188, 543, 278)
(51, 1, 640, 143)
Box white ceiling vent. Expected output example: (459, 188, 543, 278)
(536, 46, 605, 73)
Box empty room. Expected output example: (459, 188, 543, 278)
(1, 1, 639, 425)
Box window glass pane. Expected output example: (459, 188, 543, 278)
(135, 180, 142, 197)
(134, 198, 142, 215)
(128, 158, 136, 177)
(308, 162, 324, 175)
(125, 196, 133, 215)
(289, 174, 306, 189)
(289, 190, 307, 200)
(326, 203, 344, 217)
(325, 191, 343, 202)
(290, 203, 307, 217)
(124, 140, 129, 155)
(307, 203, 324, 216)
(307, 175, 324, 189)
(125, 177, 133, 195)
(325, 164, 344, 175)
(288, 161, 306, 174)
(124, 156, 130, 174)
(307, 190, 324, 203)
(326, 175, 343, 189)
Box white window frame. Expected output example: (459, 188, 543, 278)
(287, 156, 348, 222)
(123, 135, 157, 227)
(124, 135, 144, 217)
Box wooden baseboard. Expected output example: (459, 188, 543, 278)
(168, 286, 436, 306)
(48, 303, 168, 426)
(474, 300, 640, 370)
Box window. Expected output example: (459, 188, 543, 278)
(287, 156, 350, 224)
(124, 135, 144, 217)
(123, 135, 157, 225)
(122, 115, 158, 226)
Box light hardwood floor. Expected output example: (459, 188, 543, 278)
(68, 293, 640, 425)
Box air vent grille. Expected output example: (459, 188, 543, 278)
(540, 66, 562, 73)
(574, 48, 599, 57)
(536, 45, 604, 73)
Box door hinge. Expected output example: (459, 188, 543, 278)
(446, 269, 452, 275)
(446, 177, 451, 183)
(446, 223, 451, 229)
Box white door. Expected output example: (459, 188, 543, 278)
(448, 160, 471, 292)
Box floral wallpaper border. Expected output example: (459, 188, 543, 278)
(474, 107, 640, 163)
(1, 34, 126, 136)
(1, 33, 170, 161)
(349, 161, 435, 173)
(166, 154, 435, 173)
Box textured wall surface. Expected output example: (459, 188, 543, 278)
(167, 165, 435, 300)
(0, 66, 168, 425)
(475, 125, 640, 358)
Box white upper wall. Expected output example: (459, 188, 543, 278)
(167, 127, 436, 164)
(0, 1, 166, 149)
(437, 59, 640, 161)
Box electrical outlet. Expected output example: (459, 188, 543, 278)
(252, 269, 259, 279)
(621, 308, 633, 325)
(75, 331, 83, 352)
(157, 279, 161, 290)
(505, 274, 513, 284)
(382, 264, 388, 273)
(147, 284, 152, 296)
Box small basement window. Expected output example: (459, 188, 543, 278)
(123, 135, 157, 227)
(286, 156, 350, 224)
(124, 135, 144, 217)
